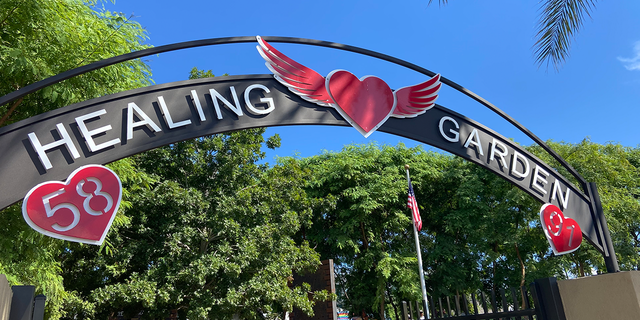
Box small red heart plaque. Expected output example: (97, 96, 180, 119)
(326, 70, 395, 137)
(539, 203, 582, 255)
(22, 165, 122, 245)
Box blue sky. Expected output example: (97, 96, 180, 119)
(103, 0, 639, 162)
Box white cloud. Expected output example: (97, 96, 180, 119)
(618, 41, 640, 71)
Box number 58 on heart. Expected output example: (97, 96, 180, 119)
(22, 165, 122, 245)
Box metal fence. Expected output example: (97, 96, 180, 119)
(403, 283, 544, 320)
(403, 279, 567, 320)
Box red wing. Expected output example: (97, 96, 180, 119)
(391, 74, 441, 118)
(256, 36, 334, 106)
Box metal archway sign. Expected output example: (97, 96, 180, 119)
(0, 36, 618, 271)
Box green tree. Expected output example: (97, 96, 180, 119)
(0, 0, 152, 126)
(527, 140, 640, 273)
(297, 141, 640, 318)
(298, 144, 446, 319)
(419, 156, 562, 297)
(0, 1, 153, 318)
(0, 156, 156, 320)
(59, 69, 330, 320)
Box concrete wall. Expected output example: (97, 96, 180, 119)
(558, 271, 640, 320)
(0, 275, 12, 320)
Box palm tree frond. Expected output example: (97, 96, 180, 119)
(534, 0, 597, 70)
(427, 0, 449, 6)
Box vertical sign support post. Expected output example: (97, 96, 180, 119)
(587, 182, 619, 273)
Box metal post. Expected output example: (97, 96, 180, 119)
(402, 301, 409, 320)
(8, 286, 35, 320)
(533, 278, 566, 320)
(32, 295, 46, 320)
(588, 182, 620, 273)
(414, 222, 430, 318)
(409, 301, 414, 320)
(405, 166, 430, 319)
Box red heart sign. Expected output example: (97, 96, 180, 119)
(539, 203, 582, 255)
(326, 70, 395, 138)
(22, 165, 122, 245)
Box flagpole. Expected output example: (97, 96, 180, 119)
(405, 165, 430, 319)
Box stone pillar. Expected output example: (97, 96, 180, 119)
(8, 286, 35, 320)
(558, 271, 640, 320)
(0, 275, 12, 320)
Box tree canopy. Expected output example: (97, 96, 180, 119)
(297, 144, 435, 319)
(54, 69, 332, 320)
(4, 135, 637, 319)
(59, 132, 330, 319)
(0, 0, 152, 126)
(290, 140, 639, 319)
(0, 0, 153, 318)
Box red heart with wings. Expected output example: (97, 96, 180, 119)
(326, 70, 395, 137)
(256, 36, 442, 137)
(22, 165, 122, 245)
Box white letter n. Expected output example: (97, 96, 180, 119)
(551, 180, 571, 210)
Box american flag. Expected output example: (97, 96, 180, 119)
(408, 179, 422, 231)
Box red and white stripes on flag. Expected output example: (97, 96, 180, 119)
(408, 179, 422, 231)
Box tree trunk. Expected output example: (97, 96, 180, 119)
(379, 295, 385, 320)
(360, 222, 369, 250)
(514, 243, 526, 307)
(0, 97, 23, 126)
(492, 260, 497, 294)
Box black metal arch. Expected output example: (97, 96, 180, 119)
(0, 36, 620, 272)
(0, 36, 588, 192)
